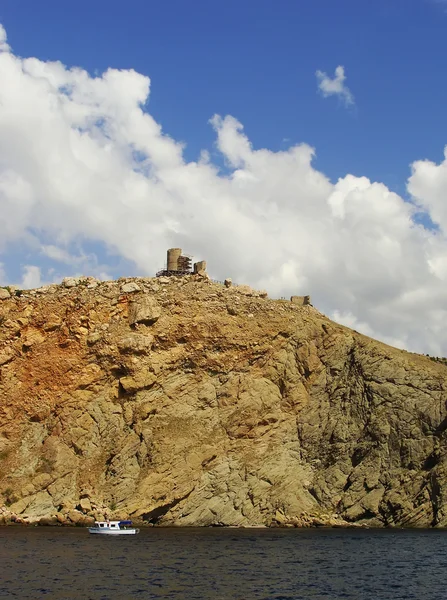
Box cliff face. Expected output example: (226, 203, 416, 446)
(1, 275, 447, 527)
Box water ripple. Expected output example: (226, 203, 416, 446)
(0, 527, 447, 599)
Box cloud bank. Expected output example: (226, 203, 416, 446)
(1, 25, 447, 354)
(316, 65, 354, 106)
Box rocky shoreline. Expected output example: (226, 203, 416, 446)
(0, 506, 366, 529)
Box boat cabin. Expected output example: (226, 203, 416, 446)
(93, 520, 132, 529)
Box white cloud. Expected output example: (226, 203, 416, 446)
(2, 24, 447, 354)
(41, 245, 79, 264)
(316, 65, 354, 106)
(331, 310, 408, 351)
(20, 265, 42, 289)
(0, 25, 10, 53)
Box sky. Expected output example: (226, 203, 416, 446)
(1, 0, 447, 354)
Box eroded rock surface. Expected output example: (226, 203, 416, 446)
(1, 275, 447, 528)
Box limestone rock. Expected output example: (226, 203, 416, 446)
(22, 327, 45, 348)
(0, 287, 11, 299)
(128, 296, 161, 325)
(236, 285, 254, 296)
(62, 277, 79, 288)
(67, 509, 84, 524)
(120, 371, 156, 393)
(39, 516, 59, 526)
(21, 491, 54, 519)
(121, 282, 141, 294)
(43, 314, 62, 331)
(0, 347, 14, 365)
(87, 332, 102, 345)
(79, 497, 92, 512)
(117, 333, 153, 354)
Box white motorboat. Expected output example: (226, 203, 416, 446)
(88, 520, 139, 535)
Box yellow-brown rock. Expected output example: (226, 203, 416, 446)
(1, 275, 447, 528)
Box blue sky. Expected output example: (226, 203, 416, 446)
(2, 0, 446, 192)
(2, 0, 447, 354)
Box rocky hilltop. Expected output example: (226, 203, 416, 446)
(1, 274, 447, 528)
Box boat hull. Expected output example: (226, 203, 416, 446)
(88, 528, 139, 535)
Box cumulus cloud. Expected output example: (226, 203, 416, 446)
(0, 24, 10, 53)
(20, 265, 42, 289)
(1, 24, 447, 354)
(316, 65, 354, 106)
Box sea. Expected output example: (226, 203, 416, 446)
(0, 526, 446, 599)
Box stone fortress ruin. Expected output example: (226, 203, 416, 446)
(156, 248, 207, 278)
(156, 248, 311, 306)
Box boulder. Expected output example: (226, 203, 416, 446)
(128, 296, 161, 326)
(87, 332, 102, 345)
(0, 347, 14, 365)
(67, 509, 84, 524)
(118, 333, 153, 354)
(121, 282, 141, 294)
(236, 285, 254, 296)
(39, 516, 59, 526)
(0, 288, 11, 299)
(22, 327, 45, 348)
(79, 498, 92, 512)
(43, 314, 62, 331)
(62, 277, 79, 288)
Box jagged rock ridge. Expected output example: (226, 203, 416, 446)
(1, 274, 447, 528)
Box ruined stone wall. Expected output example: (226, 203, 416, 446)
(290, 295, 311, 306)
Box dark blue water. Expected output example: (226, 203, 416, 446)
(0, 527, 446, 599)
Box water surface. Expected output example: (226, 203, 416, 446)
(0, 527, 446, 599)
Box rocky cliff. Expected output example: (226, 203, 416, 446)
(1, 274, 447, 528)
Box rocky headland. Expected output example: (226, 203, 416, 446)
(1, 274, 447, 528)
